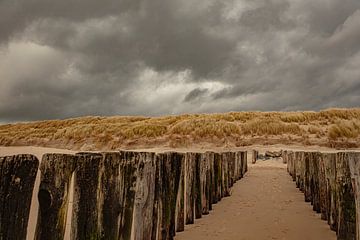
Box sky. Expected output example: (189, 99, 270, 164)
(0, 0, 360, 122)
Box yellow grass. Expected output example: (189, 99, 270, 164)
(0, 108, 359, 150)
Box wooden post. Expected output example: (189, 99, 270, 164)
(221, 152, 230, 198)
(335, 152, 356, 239)
(98, 152, 124, 240)
(213, 153, 222, 204)
(131, 152, 157, 239)
(184, 152, 197, 224)
(228, 152, 236, 187)
(282, 150, 288, 164)
(194, 153, 202, 219)
(155, 152, 184, 240)
(241, 151, 248, 175)
(252, 150, 258, 164)
(35, 154, 76, 240)
(200, 153, 210, 215)
(324, 153, 337, 231)
(71, 153, 103, 240)
(236, 152, 243, 179)
(348, 152, 360, 240)
(318, 153, 328, 220)
(304, 152, 312, 203)
(175, 153, 185, 233)
(0, 154, 39, 240)
(205, 152, 215, 211)
(310, 152, 321, 213)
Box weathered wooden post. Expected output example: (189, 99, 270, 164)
(288, 152, 297, 181)
(175, 153, 185, 233)
(252, 150, 258, 164)
(235, 151, 242, 179)
(324, 153, 337, 231)
(221, 152, 230, 198)
(287, 151, 295, 178)
(98, 152, 123, 240)
(184, 152, 197, 224)
(242, 151, 248, 175)
(228, 152, 236, 187)
(318, 153, 328, 220)
(200, 152, 212, 215)
(205, 151, 215, 211)
(282, 150, 288, 164)
(335, 152, 356, 240)
(303, 152, 312, 203)
(0, 155, 39, 240)
(348, 152, 360, 240)
(310, 152, 321, 213)
(131, 152, 157, 239)
(35, 154, 76, 240)
(71, 152, 103, 240)
(154, 152, 184, 240)
(194, 153, 202, 219)
(222, 152, 231, 197)
(213, 153, 222, 204)
(294, 152, 300, 188)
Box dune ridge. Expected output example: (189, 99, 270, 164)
(1, 108, 360, 151)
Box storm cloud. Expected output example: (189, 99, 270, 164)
(0, 0, 359, 122)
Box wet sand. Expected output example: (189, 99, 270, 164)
(175, 158, 336, 240)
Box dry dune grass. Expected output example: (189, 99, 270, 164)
(0, 108, 359, 150)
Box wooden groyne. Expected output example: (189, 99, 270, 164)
(285, 151, 360, 240)
(0, 150, 247, 240)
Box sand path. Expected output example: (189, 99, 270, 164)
(175, 158, 336, 240)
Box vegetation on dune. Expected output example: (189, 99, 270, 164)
(0, 108, 359, 150)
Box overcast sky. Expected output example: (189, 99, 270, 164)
(0, 0, 360, 122)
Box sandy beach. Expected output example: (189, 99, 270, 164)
(0, 146, 341, 239)
(175, 158, 336, 240)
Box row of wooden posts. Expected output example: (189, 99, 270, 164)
(0, 150, 248, 240)
(284, 151, 360, 240)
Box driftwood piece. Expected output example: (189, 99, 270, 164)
(35, 154, 76, 240)
(265, 151, 281, 158)
(0, 155, 39, 240)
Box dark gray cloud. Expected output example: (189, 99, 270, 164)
(184, 88, 209, 102)
(0, 0, 359, 122)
